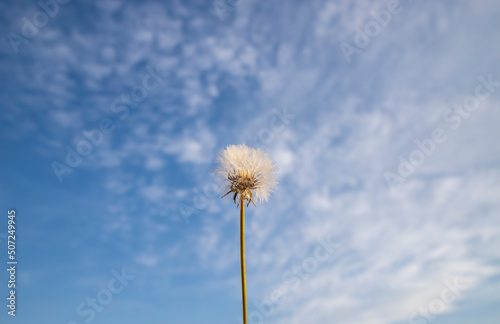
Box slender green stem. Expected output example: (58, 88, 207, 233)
(240, 200, 247, 324)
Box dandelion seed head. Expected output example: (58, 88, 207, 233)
(216, 144, 279, 206)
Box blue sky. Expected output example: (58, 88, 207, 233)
(1, 0, 500, 323)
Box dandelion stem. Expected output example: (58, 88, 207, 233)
(216, 144, 278, 324)
(240, 199, 247, 324)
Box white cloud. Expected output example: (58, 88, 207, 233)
(140, 184, 167, 202)
(135, 253, 160, 267)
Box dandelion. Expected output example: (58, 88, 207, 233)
(216, 144, 278, 207)
(215, 144, 278, 324)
